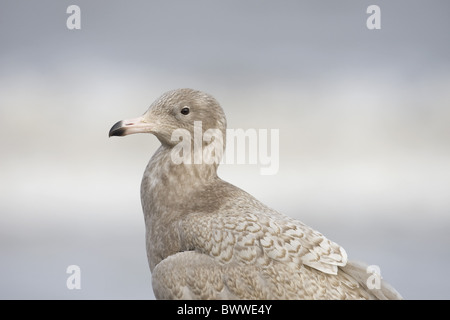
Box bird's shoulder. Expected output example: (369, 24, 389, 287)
(179, 182, 347, 275)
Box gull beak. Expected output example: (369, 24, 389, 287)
(108, 116, 151, 137)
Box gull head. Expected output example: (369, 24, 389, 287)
(109, 88, 227, 148)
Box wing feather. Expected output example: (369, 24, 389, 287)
(180, 208, 347, 275)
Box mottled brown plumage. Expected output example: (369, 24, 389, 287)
(109, 88, 402, 300)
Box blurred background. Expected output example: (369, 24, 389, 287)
(1, 0, 449, 299)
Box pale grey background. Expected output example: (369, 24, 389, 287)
(1, 0, 449, 299)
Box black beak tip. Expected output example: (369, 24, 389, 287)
(109, 120, 125, 137)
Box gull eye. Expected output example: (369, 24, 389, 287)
(180, 107, 190, 115)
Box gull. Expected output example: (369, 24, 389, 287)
(109, 88, 403, 300)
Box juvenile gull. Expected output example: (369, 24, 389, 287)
(109, 88, 402, 300)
